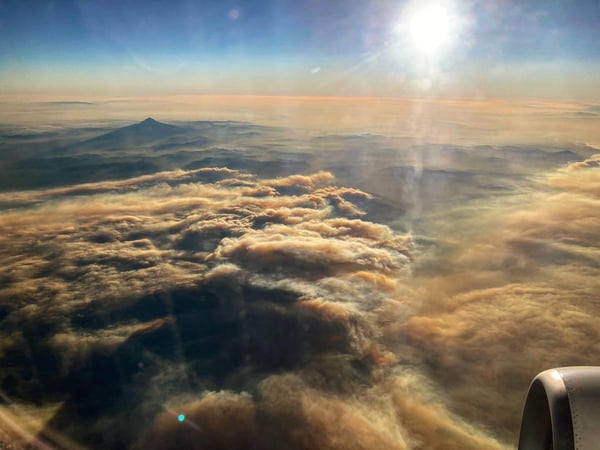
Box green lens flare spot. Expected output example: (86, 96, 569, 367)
(178, 414, 185, 422)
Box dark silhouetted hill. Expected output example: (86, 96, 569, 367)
(74, 118, 186, 150)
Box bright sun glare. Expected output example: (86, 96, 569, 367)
(409, 5, 452, 54)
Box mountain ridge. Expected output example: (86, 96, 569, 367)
(64, 117, 187, 151)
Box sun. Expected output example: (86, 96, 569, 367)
(409, 5, 453, 54)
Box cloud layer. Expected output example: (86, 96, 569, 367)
(399, 151, 600, 440)
(0, 167, 509, 449)
(1, 148, 599, 449)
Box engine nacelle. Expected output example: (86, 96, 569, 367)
(518, 366, 600, 450)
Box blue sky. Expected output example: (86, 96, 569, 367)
(1, 0, 599, 98)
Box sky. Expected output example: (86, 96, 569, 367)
(1, 0, 599, 98)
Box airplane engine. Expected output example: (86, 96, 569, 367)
(518, 366, 600, 450)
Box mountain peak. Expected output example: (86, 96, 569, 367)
(74, 117, 185, 149)
(132, 117, 181, 132)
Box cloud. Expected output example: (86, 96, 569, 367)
(0, 167, 246, 208)
(136, 371, 505, 450)
(3, 149, 598, 449)
(399, 284, 600, 436)
(1, 167, 503, 449)
(395, 153, 600, 442)
(546, 153, 600, 196)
